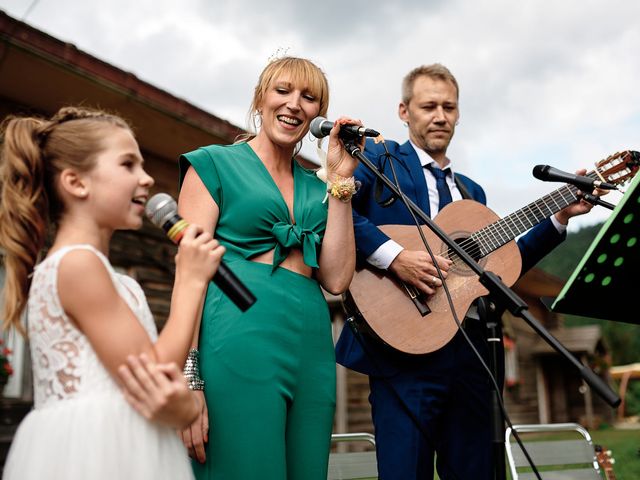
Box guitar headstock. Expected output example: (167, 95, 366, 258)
(594, 444, 616, 480)
(594, 150, 640, 187)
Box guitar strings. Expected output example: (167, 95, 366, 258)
(438, 183, 583, 265)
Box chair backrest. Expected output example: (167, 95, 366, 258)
(328, 433, 377, 480)
(505, 423, 602, 480)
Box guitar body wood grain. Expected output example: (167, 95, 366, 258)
(349, 200, 521, 354)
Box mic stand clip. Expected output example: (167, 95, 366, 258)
(580, 192, 615, 210)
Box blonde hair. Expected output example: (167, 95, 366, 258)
(0, 106, 130, 333)
(401, 63, 459, 104)
(246, 56, 330, 135)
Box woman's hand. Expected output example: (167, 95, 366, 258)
(326, 116, 365, 179)
(179, 390, 209, 463)
(117, 354, 199, 429)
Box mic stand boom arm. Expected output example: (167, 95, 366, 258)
(342, 139, 621, 408)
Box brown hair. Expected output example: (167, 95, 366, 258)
(0, 106, 130, 333)
(401, 63, 459, 104)
(246, 56, 330, 134)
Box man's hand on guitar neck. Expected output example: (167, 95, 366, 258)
(388, 249, 452, 296)
(554, 168, 602, 225)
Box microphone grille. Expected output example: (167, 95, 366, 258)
(310, 116, 328, 138)
(145, 193, 177, 227)
(532, 164, 548, 180)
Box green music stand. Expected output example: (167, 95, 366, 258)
(552, 171, 640, 321)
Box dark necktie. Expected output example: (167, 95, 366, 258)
(425, 163, 453, 211)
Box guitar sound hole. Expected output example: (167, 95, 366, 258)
(445, 236, 485, 274)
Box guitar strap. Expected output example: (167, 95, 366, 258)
(454, 175, 473, 200)
(374, 151, 413, 208)
(374, 152, 397, 207)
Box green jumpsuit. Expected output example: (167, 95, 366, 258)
(179, 143, 336, 479)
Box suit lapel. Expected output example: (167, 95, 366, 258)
(398, 141, 431, 217)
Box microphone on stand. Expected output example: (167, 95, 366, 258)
(145, 193, 256, 311)
(310, 116, 380, 139)
(532, 165, 618, 191)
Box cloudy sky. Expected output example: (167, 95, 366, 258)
(2, 0, 638, 231)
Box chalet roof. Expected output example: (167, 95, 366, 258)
(0, 10, 316, 170)
(0, 10, 242, 162)
(531, 325, 603, 355)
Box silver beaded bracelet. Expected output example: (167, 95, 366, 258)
(183, 348, 205, 391)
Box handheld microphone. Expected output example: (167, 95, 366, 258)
(145, 193, 256, 312)
(532, 165, 617, 191)
(310, 116, 380, 139)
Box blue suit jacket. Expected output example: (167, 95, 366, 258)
(335, 139, 565, 375)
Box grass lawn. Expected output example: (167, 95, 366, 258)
(589, 428, 640, 479)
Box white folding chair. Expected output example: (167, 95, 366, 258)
(505, 423, 602, 479)
(328, 433, 377, 480)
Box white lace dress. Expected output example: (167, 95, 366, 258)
(3, 245, 194, 480)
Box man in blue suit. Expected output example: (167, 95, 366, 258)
(335, 64, 595, 479)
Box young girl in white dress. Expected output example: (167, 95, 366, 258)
(0, 107, 224, 479)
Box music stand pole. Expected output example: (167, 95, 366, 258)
(341, 138, 621, 476)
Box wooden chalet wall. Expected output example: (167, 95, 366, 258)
(501, 268, 564, 424)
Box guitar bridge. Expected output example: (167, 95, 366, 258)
(402, 283, 431, 317)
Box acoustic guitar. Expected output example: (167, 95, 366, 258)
(347, 151, 639, 354)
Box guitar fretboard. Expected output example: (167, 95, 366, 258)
(469, 173, 597, 257)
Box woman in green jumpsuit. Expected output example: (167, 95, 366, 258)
(178, 57, 361, 479)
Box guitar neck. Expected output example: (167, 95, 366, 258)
(471, 177, 587, 257)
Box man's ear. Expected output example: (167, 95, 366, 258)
(59, 168, 89, 199)
(398, 102, 409, 124)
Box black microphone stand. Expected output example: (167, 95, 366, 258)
(341, 137, 621, 480)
